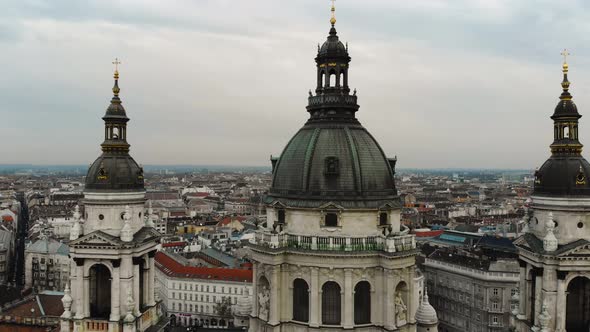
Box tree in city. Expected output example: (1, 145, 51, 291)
(214, 296, 233, 317)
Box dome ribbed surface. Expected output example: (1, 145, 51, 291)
(267, 122, 398, 208)
(534, 155, 590, 196)
(416, 293, 438, 325)
(85, 153, 144, 191)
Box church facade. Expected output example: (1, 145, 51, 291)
(60, 67, 162, 332)
(248, 5, 434, 332)
(513, 57, 590, 332)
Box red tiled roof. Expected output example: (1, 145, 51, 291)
(155, 252, 252, 282)
(162, 241, 185, 248)
(186, 192, 210, 198)
(2, 215, 14, 222)
(217, 216, 246, 227)
(413, 229, 444, 237)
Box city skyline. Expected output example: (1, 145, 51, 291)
(3, 0, 590, 168)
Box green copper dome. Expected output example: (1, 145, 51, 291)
(265, 24, 398, 209)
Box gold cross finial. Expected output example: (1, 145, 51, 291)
(112, 58, 121, 79)
(330, 0, 336, 26)
(561, 49, 570, 64)
(112, 58, 121, 71)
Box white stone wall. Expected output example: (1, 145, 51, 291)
(529, 195, 590, 245)
(83, 191, 146, 237)
(155, 268, 252, 326)
(268, 207, 401, 237)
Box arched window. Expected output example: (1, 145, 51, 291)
(320, 71, 325, 89)
(566, 276, 590, 331)
(113, 127, 119, 139)
(564, 125, 570, 138)
(354, 281, 371, 324)
(329, 71, 336, 87)
(89, 264, 111, 318)
(322, 281, 341, 325)
(293, 279, 309, 322)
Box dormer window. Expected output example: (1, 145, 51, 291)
(379, 212, 389, 226)
(277, 209, 286, 224)
(325, 213, 338, 227)
(325, 157, 340, 176)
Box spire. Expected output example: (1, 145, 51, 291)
(101, 58, 130, 153)
(330, 0, 336, 26)
(112, 58, 121, 97)
(549, 50, 583, 155)
(560, 49, 571, 101)
(309, 2, 356, 123)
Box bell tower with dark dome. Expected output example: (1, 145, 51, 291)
(60, 62, 162, 332)
(513, 52, 590, 332)
(250, 3, 423, 332)
(533, 51, 590, 196)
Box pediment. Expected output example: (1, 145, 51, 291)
(269, 200, 287, 208)
(319, 201, 344, 210)
(556, 242, 590, 257)
(70, 231, 122, 247)
(133, 227, 162, 243)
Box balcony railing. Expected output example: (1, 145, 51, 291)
(250, 230, 416, 254)
(85, 319, 109, 331)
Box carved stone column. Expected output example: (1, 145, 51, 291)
(555, 271, 568, 332)
(110, 260, 121, 321)
(268, 265, 280, 325)
(309, 267, 320, 327)
(82, 260, 90, 318)
(280, 264, 290, 322)
(518, 260, 527, 318)
(147, 251, 156, 306)
(73, 258, 85, 319)
(384, 269, 396, 330)
(343, 268, 354, 328)
(132, 257, 141, 316)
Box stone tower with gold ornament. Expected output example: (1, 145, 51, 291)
(248, 3, 423, 332)
(60, 62, 162, 332)
(513, 52, 590, 332)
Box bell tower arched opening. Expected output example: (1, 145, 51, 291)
(89, 264, 111, 319)
(566, 276, 590, 332)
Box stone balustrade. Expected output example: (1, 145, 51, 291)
(251, 230, 416, 254)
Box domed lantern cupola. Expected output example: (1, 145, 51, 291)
(85, 59, 145, 192)
(534, 50, 590, 196)
(267, 2, 398, 209)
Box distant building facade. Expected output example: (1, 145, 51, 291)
(422, 250, 519, 331)
(154, 251, 252, 328)
(25, 236, 70, 292)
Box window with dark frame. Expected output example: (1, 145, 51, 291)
(324, 157, 340, 176)
(277, 209, 286, 224)
(325, 213, 338, 227)
(293, 279, 309, 322)
(379, 212, 388, 226)
(322, 281, 341, 325)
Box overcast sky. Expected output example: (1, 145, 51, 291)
(2, 0, 590, 168)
